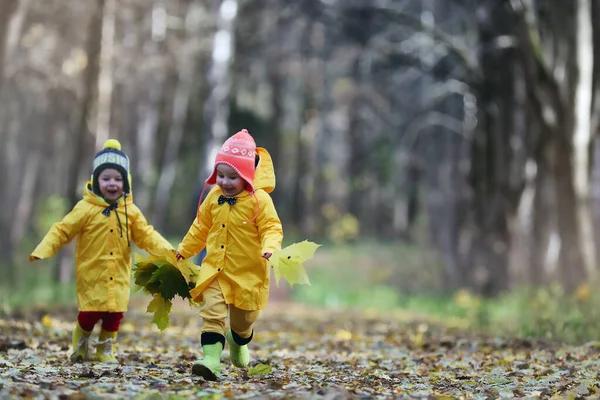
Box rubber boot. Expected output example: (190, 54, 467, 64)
(96, 329, 119, 364)
(226, 329, 250, 368)
(192, 342, 223, 381)
(70, 323, 92, 362)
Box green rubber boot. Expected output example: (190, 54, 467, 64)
(96, 329, 119, 364)
(226, 330, 250, 368)
(192, 342, 223, 381)
(70, 323, 92, 362)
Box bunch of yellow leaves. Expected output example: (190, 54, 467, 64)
(269, 240, 321, 287)
(132, 249, 200, 331)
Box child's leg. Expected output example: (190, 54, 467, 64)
(199, 279, 228, 335)
(96, 312, 123, 364)
(70, 311, 102, 362)
(226, 307, 260, 367)
(229, 307, 260, 341)
(193, 279, 227, 380)
(100, 312, 124, 332)
(77, 311, 103, 331)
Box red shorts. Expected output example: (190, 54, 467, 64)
(77, 311, 124, 332)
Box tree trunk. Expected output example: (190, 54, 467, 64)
(200, 0, 238, 183)
(66, 0, 104, 208)
(154, 0, 206, 229)
(58, 0, 105, 284)
(0, 0, 20, 284)
(466, 0, 519, 295)
(265, 8, 284, 206)
(572, 0, 596, 279)
(130, 1, 167, 212)
(530, 149, 556, 285)
(10, 142, 42, 249)
(553, 132, 587, 291)
(290, 22, 312, 231)
(95, 0, 116, 148)
(589, 0, 600, 266)
(0, 0, 18, 91)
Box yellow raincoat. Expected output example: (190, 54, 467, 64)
(178, 147, 283, 310)
(30, 182, 172, 312)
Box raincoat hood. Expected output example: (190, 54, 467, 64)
(253, 147, 275, 193)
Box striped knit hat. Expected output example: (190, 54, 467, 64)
(91, 139, 131, 194)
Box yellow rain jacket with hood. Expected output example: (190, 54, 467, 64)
(30, 182, 172, 312)
(178, 147, 283, 310)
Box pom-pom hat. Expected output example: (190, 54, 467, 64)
(206, 129, 256, 192)
(91, 139, 132, 194)
(197, 129, 260, 224)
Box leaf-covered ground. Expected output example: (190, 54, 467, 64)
(1, 299, 600, 399)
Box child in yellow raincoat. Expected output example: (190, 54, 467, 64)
(176, 129, 283, 380)
(30, 139, 172, 364)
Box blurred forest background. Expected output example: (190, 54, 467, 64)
(3, 0, 600, 341)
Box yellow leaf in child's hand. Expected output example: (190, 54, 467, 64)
(146, 295, 172, 331)
(133, 253, 145, 264)
(276, 258, 310, 287)
(270, 241, 320, 287)
(248, 363, 272, 377)
(174, 258, 200, 284)
(158, 247, 178, 266)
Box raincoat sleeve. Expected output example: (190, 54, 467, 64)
(256, 190, 283, 255)
(30, 200, 88, 261)
(130, 205, 173, 255)
(177, 193, 212, 259)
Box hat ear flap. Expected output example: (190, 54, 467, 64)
(126, 173, 132, 194)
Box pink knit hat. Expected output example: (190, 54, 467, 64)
(196, 129, 260, 224)
(206, 129, 256, 192)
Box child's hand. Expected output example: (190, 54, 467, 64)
(262, 252, 272, 260)
(175, 252, 185, 261)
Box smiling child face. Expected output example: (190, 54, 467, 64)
(216, 164, 246, 197)
(98, 168, 124, 202)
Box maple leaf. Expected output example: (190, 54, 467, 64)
(133, 252, 198, 330)
(147, 263, 191, 301)
(247, 363, 272, 376)
(174, 258, 200, 284)
(269, 240, 321, 287)
(146, 294, 172, 331)
(133, 253, 194, 300)
(132, 254, 159, 291)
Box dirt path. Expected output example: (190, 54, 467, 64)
(1, 301, 599, 399)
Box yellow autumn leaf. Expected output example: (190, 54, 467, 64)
(248, 363, 272, 376)
(159, 247, 178, 266)
(120, 322, 135, 333)
(41, 315, 53, 328)
(334, 329, 352, 341)
(133, 252, 146, 265)
(413, 331, 424, 347)
(453, 289, 481, 309)
(270, 241, 320, 287)
(575, 283, 590, 302)
(147, 294, 172, 331)
(175, 258, 200, 284)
